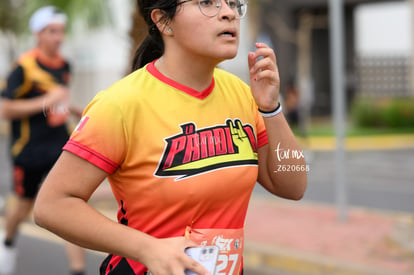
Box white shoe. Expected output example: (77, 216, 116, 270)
(0, 242, 16, 275)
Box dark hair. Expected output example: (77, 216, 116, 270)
(132, 0, 178, 71)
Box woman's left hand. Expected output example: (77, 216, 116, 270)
(248, 42, 280, 112)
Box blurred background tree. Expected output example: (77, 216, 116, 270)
(0, 0, 113, 67)
(128, 1, 146, 72)
(0, 0, 149, 74)
(0, 0, 111, 34)
(0, 0, 148, 73)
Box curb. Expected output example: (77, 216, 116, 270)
(297, 134, 414, 151)
(391, 215, 414, 253)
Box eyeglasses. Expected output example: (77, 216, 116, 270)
(176, 0, 248, 19)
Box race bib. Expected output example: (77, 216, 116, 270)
(185, 226, 244, 275)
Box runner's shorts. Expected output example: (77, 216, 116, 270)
(13, 165, 52, 199)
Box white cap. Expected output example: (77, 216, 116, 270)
(29, 6, 67, 33)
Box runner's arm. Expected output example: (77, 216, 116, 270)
(33, 151, 209, 275)
(1, 86, 68, 120)
(257, 114, 307, 200)
(248, 43, 307, 200)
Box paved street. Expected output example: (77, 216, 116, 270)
(0, 135, 11, 199)
(307, 149, 414, 213)
(254, 148, 414, 213)
(13, 234, 104, 274)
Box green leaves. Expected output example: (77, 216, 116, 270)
(0, 0, 112, 35)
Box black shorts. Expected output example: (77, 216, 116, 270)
(13, 165, 52, 199)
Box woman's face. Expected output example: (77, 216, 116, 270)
(167, 0, 241, 63)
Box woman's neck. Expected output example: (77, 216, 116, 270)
(155, 53, 219, 93)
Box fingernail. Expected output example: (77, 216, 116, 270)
(249, 53, 254, 58)
(254, 78, 257, 81)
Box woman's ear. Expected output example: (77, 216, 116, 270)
(151, 9, 173, 36)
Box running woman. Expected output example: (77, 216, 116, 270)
(34, 0, 308, 274)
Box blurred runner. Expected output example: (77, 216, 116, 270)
(0, 6, 85, 275)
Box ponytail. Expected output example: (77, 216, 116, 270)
(132, 31, 164, 71)
(132, 0, 177, 71)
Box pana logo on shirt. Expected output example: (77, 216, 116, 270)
(154, 119, 258, 180)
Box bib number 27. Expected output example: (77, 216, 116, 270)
(215, 254, 239, 275)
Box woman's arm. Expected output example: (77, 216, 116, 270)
(34, 151, 208, 275)
(257, 115, 307, 200)
(248, 43, 307, 200)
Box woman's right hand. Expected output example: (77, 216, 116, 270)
(144, 237, 210, 275)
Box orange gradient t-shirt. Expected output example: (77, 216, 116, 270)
(64, 61, 268, 274)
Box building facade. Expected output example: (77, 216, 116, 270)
(255, 0, 412, 116)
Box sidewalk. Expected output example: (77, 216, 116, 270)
(243, 197, 414, 275)
(89, 184, 414, 275)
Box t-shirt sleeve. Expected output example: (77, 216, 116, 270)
(1, 65, 25, 99)
(255, 108, 268, 148)
(63, 92, 127, 174)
